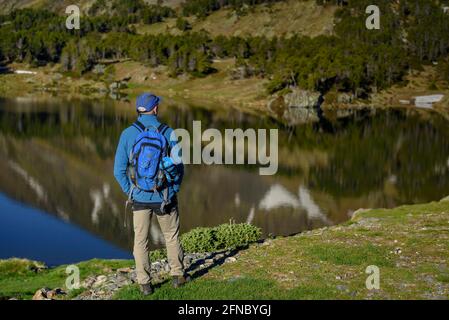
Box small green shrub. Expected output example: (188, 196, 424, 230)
(181, 227, 220, 253)
(181, 222, 262, 253)
(214, 223, 262, 250)
(149, 249, 167, 261)
(148, 222, 261, 259)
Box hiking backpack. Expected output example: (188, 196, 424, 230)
(128, 120, 170, 194)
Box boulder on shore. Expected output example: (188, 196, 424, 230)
(32, 287, 66, 300)
(267, 88, 323, 124)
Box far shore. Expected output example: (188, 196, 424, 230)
(1, 61, 448, 120)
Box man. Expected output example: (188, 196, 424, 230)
(114, 93, 189, 295)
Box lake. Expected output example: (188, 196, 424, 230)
(1, 97, 448, 265)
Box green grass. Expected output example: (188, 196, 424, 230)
(114, 277, 337, 300)
(111, 199, 449, 300)
(2, 200, 449, 300)
(0, 259, 133, 300)
(304, 244, 393, 267)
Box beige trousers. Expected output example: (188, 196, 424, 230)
(133, 207, 184, 285)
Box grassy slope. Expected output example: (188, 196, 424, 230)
(116, 59, 269, 112)
(0, 259, 133, 300)
(114, 200, 449, 300)
(0, 0, 96, 13)
(369, 66, 449, 109)
(135, 0, 336, 38)
(2, 199, 448, 300)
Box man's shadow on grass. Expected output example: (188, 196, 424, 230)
(187, 243, 258, 280)
(149, 244, 255, 290)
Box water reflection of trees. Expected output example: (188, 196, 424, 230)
(0, 98, 448, 251)
(306, 109, 449, 203)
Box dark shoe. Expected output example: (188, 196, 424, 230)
(172, 274, 191, 288)
(139, 283, 154, 296)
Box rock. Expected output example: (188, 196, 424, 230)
(92, 64, 106, 75)
(262, 239, 272, 246)
(215, 253, 225, 260)
(93, 275, 108, 287)
(225, 257, 237, 263)
(440, 195, 449, 202)
(337, 93, 354, 104)
(183, 256, 193, 266)
(109, 81, 128, 92)
(32, 287, 51, 300)
(283, 88, 322, 109)
(117, 267, 133, 274)
(336, 285, 349, 292)
(81, 276, 97, 288)
(151, 262, 162, 272)
(46, 288, 66, 299)
(267, 88, 322, 125)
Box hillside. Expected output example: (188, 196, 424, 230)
(0, 0, 334, 38)
(1, 0, 449, 110)
(135, 0, 336, 38)
(0, 0, 184, 13)
(0, 0, 96, 13)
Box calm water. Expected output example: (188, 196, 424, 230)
(1, 97, 448, 265)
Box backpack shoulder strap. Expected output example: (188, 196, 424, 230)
(132, 120, 146, 133)
(157, 123, 170, 154)
(157, 123, 169, 136)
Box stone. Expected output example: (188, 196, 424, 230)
(93, 275, 108, 287)
(215, 253, 225, 260)
(336, 285, 349, 292)
(109, 81, 128, 92)
(267, 88, 322, 124)
(28, 261, 47, 273)
(117, 267, 133, 274)
(262, 239, 272, 246)
(81, 276, 97, 288)
(225, 257, 237, 263)
(337, 93, 354, 104)
(46, 288, 66, 299)
(32, 288, 51, 300)
(283, 88, 321, 109)
(183, 256, 193, 265)
(92, 64, 106, 75)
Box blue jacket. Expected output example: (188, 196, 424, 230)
(113, 114, 183, 203)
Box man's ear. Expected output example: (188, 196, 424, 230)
(153, 105, 158, 114)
